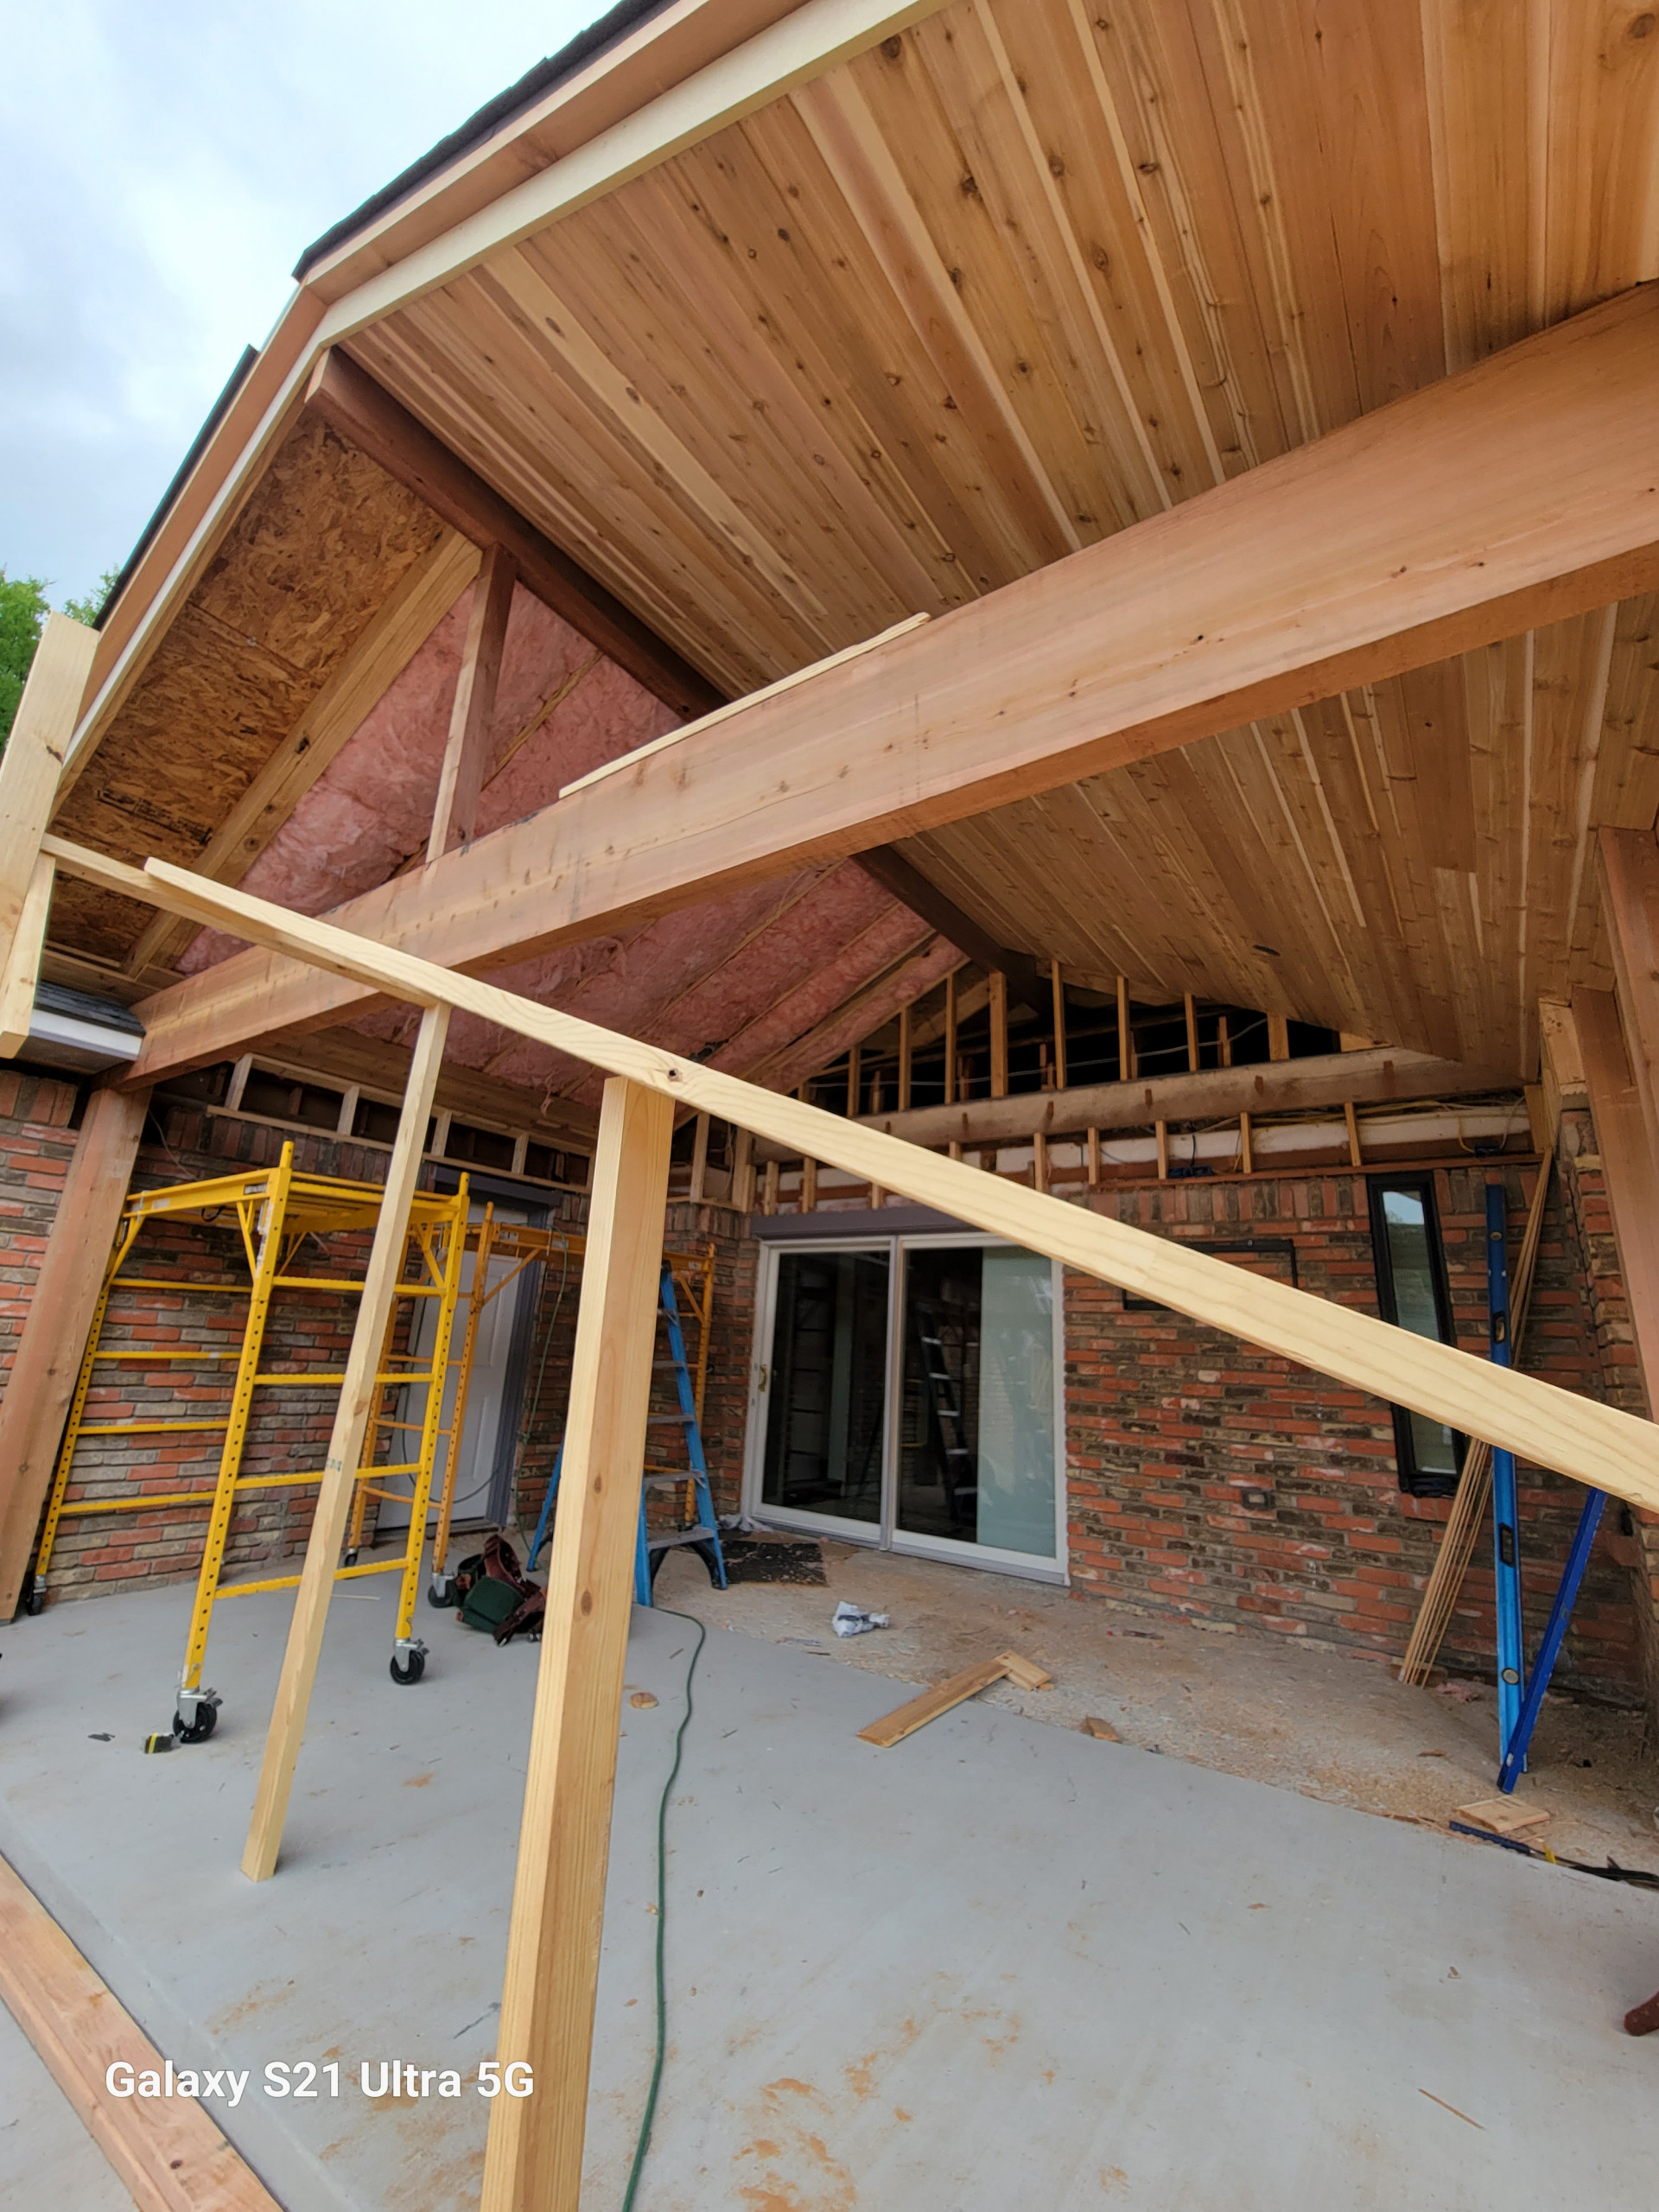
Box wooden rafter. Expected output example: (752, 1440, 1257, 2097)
(117, 286, 1659, 1090)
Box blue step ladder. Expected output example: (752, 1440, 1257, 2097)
(1486, 1185, 1526, 1762)
(525, 1263, 727, 1605)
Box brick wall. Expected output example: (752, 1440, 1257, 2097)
(1063, 1156, 1644, 1699)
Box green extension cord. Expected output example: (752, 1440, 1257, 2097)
(620, 1605, 707, 2210)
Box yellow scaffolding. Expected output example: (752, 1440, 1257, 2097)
(31, 1141, 469, 1737)
(423, 1216, 716, 1602)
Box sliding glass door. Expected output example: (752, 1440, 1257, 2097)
(750, 1235, 1064, 1577)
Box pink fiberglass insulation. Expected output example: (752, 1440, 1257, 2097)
(178, 584, 679, 973)
(175, 578, 966, 1106)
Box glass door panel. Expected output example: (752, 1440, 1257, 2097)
(760, 1248, 889, 1524)
(898, 1245, 1056, 1557)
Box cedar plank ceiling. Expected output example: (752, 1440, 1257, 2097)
(60, 0, 1659, 1082)
(335, 0, 1659, 1077)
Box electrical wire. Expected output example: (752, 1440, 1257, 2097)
(621, 1605, 707, 2212)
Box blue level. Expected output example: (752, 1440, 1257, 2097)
(1486, 1184, 1525, 1762)
(525, 1263, 727, 1605)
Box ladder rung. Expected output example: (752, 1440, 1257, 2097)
(76, 1420, 228, 1435)
(645, 1527, 719, 1552)
(646, 1412, 694, 1424)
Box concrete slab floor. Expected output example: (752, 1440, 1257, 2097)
(2, 1564, 1657, 2210)
(651, 1540, 1659, 1878)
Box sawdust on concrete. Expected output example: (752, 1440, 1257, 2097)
(649, 1539, 1659, 1878)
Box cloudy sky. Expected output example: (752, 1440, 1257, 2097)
(1, 0, 607, 611)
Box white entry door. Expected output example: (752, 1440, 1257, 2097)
(375, 1204, 531, 1535)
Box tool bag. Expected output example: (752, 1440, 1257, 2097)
(454, 1533, 545, 1644)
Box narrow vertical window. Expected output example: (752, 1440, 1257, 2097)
(1368, 1173, 1462, 1497)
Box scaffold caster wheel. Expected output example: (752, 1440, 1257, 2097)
(390, 1647, 426, 1686)
(174, 1703, 218, 1744)
(427, 1577, 456, 1610)
(342, 1548, 359, 1569)
(24, 1588, 46, 1617)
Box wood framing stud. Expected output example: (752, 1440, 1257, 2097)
(428, 543, 517, 857)
(0, 855, 54, 1058)
(0, 1083, 152, 1620)
(0, 613, 94, 963)
(481, 1077, 673, 2212)
(241, 1002, 450, 1879)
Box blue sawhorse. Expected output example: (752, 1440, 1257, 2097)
(524, 1262, 727, 1605)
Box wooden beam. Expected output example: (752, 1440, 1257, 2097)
(53, 849, 1659, 1510)
(1598, 828, 1659, 1173)
(988, 969, 1008, 1099)
(120, 531, 480, 976)
(896, 1004, 912, 1111)
(1116, 976, 1134, 1081)
(480, 1080, 671, 2212)
(943, 973, 957, 1106)
(0, 1083, 151, 1619)
(1268, 1014, 1290, 1063)
(857, 1650, 1052, 1747)
(856, 1045, 1510, 1152)
(119, 287, 1659, 1086)
(856, 844, 1041, 1005)
(0, 856, 54, 1058)
(1344, 1100, 1363, 1168)
(0, 1853, 283, 2212)
(428, 544, 517, 858)
(1183, 990, 1199, 1075)
(0, 614, 95, 963)
(240, 1002, 448, 1880)
(304, 350, 719, 717)
(1053, 960, 1070, 1090)
(1573, 990, 1659, 1409)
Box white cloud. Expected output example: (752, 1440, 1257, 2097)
(0, 0, 606, 606)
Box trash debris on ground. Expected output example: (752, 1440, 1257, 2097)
(858, 1649, 1053, 1748)
(832, 1600, 891, 1637)
(721, 1536, 827, 1587)
(629, 1690, 658, 1709)
(1081, 1716, 1121, 1741)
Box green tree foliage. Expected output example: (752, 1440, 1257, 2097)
(61, 567, 122, 628)
(1, 568, 52, 747)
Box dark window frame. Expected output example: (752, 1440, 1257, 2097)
(1368, 1171, 1465, 1497)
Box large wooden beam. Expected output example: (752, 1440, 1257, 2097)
(428, 544, 517, 858)
(120, 287, 1659, 1090)
(305, 351, 720, 718)
(0, 1083, 152, 1620)
(0, 1853, 283, 2212)
(49, 841, 1659, 1513)
(1573, 989, 1659, 1411)
(0, 614, 96, 963)
(1598, 828, 1659, 1175)
(241, 1001, 448, 1880)
(119, 529, 480, 976)
(480, 1077, 672, 2212)
(852, 1046, 1512, 1152)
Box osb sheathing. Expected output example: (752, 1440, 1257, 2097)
(48, 414, 445, 962)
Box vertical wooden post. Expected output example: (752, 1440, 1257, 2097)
(761, 1158, 780, 1215)
(943, 975, 957, 1105)
(1086, 1127, 1101, 1188)
(988, 969, 1007, 1098)
(845, 1043, 861, 1119)
(1239, 1112, 1254, 1174)
(1051, 958, 1068, 1091)
(801, 1155, 817, 1212)
(1268, 1013, 1290, 1061)
(732, 1129, 756, 1213)
(688, 1112, 710, 1202)
(427, 545, 516, 859)
(1183, 991, 1200, 1073)
(1116, 976, 1134, 1081)
(1033, 1130, 1049, 1194)
(0, 1083, 152, 1619)
(1155, 1121, 1169, 1179)
(1217, 1014, 1232, 1068)
(241, 1003, 449, 1881)
(0, 613, 96, 965)
(897, 1005, 912, 1110)
(1344, 1100, 1363, 1167)
(480, 1077, 672, 2212)
(0, 856, 54, 1056)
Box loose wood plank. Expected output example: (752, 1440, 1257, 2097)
(858, 1657, 1014, 1746)
(0, 1853, 283, 2212)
